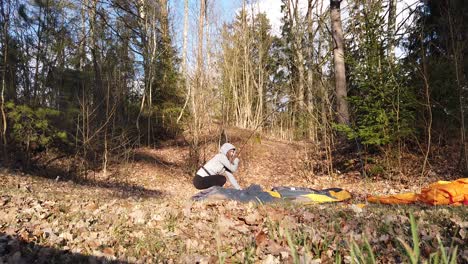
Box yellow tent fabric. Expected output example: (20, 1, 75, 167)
(367, 178, 468, 206)
(266, 189, 352, 203)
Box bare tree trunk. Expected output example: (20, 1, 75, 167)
(253, 1, 264, 129)
(190, 0, 206, 163)
(159, 0, 169, 41)
(241, 0, 252, 128)
(177, 0, 189, 123)
(78, 0, 88, 175)
(103, 78, 110, 177)
(455, 59, 468, 173)
(0, 1, 9, 153)
(420, 32, 432, 177)
(204, 1, 214, 130)
(135, 0, 146, 144)
(135, 0, 158, 146)
(387, 0, 397, 60)
(89, 0, 104, 121)
(32, 3, 44, 105)
(290, 0, 306, 112)
(306, 0, 320, 140)
(446, 3, 468, 173)
(317, 0, 333, 175)
(330, 0, 349, 124)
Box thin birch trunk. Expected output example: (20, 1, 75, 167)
(387, 0, 397, 60)
(192, 0, 206, 151)
(177, 0, 189, 123)
(420, 32, 432, 176)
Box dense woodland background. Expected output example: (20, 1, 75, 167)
(0, 1, 467, 263)
(0, 0, 466, 177)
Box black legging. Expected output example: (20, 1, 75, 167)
(193, 174, 226, 190)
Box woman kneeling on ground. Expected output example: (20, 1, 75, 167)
(193, 143, 241, 190)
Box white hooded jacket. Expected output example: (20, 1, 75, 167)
(196, 143, 241, 189)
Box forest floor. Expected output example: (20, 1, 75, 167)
(0, 127, 467, 263)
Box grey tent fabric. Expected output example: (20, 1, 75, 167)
(191, 184, 278, 203)
(191, 185, 352, 204)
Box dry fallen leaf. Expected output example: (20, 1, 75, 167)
(1, 195, 11, 206)
(244, 211, 261, 225)
(130, 209, 146, 224)
(255, 230, 268, 246)
(103, 247, 115, 256)
(217, 215, 236, 233)
(262, 254, 280, 264)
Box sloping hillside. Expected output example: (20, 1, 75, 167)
(1, 128, 466, 263)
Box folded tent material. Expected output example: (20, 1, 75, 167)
(367, 178, 468, 206)
(269, 186, 352, 204)
(192, 185, 352, 204)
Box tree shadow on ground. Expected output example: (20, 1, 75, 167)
(80, 178, 165, 199)
(132, 151, 183, 170)
(0, 233, 128, 264)
(7, 164, 165, 199)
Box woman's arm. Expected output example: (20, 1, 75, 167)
(225, 171, 241, 190)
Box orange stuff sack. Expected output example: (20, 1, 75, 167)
(367, 178, 468, 206)
(419, 178, 468, 205)
(367, 192, 418, 205)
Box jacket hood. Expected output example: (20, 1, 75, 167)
(220, 143, 236, 155)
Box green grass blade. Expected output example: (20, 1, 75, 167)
(448, 246, 458, 264)
(335, 251, 342, 264)
(429, 252, 440, 264)
(409, 212, 420, 263)
(364, 237, 376, 264)
(350, 240, 366, 264)
(437, 236, 449, 263)
(397, 237, 417, 264)
(285, 229, 299, 264)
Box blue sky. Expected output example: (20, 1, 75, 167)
(169, 0, 244, 68)
(219, 0, 241, 22)
(170, 0, 419, 63)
